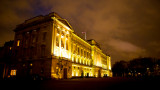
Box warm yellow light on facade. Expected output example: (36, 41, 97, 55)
(62, 29, 65, 31)
(72, 57, 74, 62)
(66, 31, 69, 34)
(51, 16, 112, 78)
(76, 72, 78, 76)
(108, 57, 111, 70)
(72, 72, 74, 76)
(66, 26, 70, 30)
(57, 26, 60, 29)
(76, 58, 78, 63)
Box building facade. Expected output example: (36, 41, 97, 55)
(0, 41, 14, 79)
(12, 12, 112, 79)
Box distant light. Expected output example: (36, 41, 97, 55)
(61, 35, 64, 38)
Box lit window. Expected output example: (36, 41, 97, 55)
(32, 35, 36, 44)
(10, 47, 12, 50)
(10, 70, 16, 76)
(17, 40, 20, 46)
(30, 63, 32, 66)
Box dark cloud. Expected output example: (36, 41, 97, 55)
(0, 0, 160, 65)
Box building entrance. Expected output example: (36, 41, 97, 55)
(98, 69, 101, 77)
(63, 68, 67, 79)
(81, 70, 84, 77)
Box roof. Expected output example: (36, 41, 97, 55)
(87, 39, 101, 49)
(14, 12, 72, 32)
(58, 19, 73, 30)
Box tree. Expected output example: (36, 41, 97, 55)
(112, 60, 128, 77)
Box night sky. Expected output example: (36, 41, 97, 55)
(0, 0, 160, 65)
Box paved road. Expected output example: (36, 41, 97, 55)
(2, 77, 159, 90)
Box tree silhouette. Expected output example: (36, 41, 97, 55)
(112, 57, 160, 77)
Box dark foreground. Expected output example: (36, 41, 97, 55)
(2, 77, 160, 90)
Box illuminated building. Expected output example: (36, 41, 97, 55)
(12, 12, 112, 79)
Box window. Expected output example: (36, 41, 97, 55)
(74, 57, 76, 62)
(81, 49, 83, 57)
(31, 47, 37, 57)
(32, 35, 36, 44)
(61, 31, 65, 38)
(56, 36, 59, 46)
(10, 70, 16, 76)
(87, 52, 89, 58)
(61, 39, 64, 48)
(42, 32, 47, 41)
(41, 45, 45, 57)
(25, 36, 28, 46)
(17, 40, 20, 46)
(73, 45, 76, 54)
(78, 47, 80, 55)
(61, 31, 65, 48)
(84, 51, 86, 58)
(66, 40, 68, 50)
(89, 53, 91, 59)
